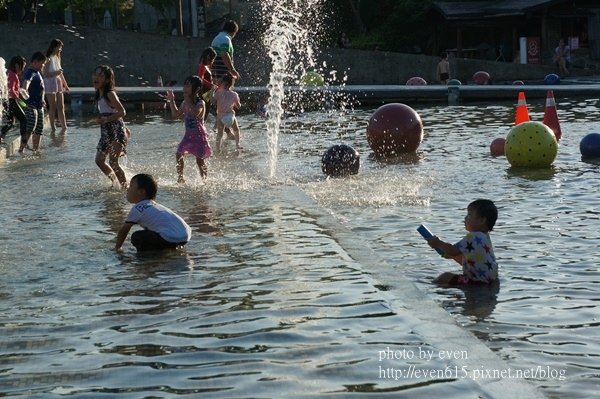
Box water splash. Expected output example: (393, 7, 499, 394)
(261, 0, 324, 178)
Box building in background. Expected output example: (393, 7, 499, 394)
(428, 0, 600, 63)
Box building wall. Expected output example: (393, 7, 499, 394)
(590, 9, 600, 59)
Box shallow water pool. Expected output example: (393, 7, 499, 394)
(0, 97, 598, 398)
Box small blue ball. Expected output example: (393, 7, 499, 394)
(321, 144, 360, 177)
(580, 133, 600, 158)
(544, 73, 560, 85)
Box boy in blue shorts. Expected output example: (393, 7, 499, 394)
(20, 51, 47, 153)
(426, 199, 498, 285)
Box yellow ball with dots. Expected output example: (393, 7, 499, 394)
(505, 121, 558, 168)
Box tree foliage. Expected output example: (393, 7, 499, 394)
(138, 0, 183, 35)
(7, 0, 133, 26)
(326, 0, 436, 52)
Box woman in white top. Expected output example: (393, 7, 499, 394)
(43, 38, 69, 134)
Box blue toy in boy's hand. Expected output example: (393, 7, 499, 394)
(417, 224, 444, 255)
(417, 224, 434, 239)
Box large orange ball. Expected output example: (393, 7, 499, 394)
(366, 103, 423, 156)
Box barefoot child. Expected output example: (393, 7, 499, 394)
(115, 173, 192, 252)
(1, 56, 27, 145)
(92, 65, 128, 188)
(426, 199, 498, 285)
(212, 73, 241, 153)
(165, 75, 212, 183)
(20, 51, 47, 153)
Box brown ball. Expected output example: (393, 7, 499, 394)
(366, 103, 423, 156)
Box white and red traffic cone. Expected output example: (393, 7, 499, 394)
(543, 90, 562, 141)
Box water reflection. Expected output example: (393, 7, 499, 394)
(49, 130, 67, 147)
(506, 165, 557, 180)
(1, 99, 599, 398)
(580, 155, 600, 165)
(125, 249, 197, 274)
(437, 281, 500, 321)
(369, 151, 424, 165)
(99, 190, 128, 237)
(183, 203, 223, 236)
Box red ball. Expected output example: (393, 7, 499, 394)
(367, 103, 423, 156)
(406, 77, 427, 86)
(472, 71, 491, 85)
(490, 137, 506, 157)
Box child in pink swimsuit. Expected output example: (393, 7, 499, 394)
(165, 75, 213, 183)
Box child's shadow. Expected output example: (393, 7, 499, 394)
(119, 248, 198, 277)
(458, 281, 500, 320)
(436, 280, 500, 321)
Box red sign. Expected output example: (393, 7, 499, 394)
(527, 37, 541, 64)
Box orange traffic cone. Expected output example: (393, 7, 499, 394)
(514, 91, 530, 125)
(543, 90, 562, 141)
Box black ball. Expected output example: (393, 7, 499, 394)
(321, 144, 360, 177)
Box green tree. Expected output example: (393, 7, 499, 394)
(327, 0, 436, 52)
(40, 0, 132, 27)
(347, 0, 366, 36)
(6, 0, 41, 22)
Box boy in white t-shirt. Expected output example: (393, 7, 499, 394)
(115, 174, 192, 251)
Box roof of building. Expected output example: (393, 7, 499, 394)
(431, 0, 566, 20)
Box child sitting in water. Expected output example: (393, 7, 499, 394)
(426, 199, 498, 285)
(115, 173, 192, 252)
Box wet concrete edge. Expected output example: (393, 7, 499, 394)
(285, 186, 546, 399)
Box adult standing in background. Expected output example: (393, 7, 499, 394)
(553, 38, 571, 76)
(436, 51, 450, 84)
(337, 32, 352, 49)
(211, 20, 240, 84)
(43, 38, 69, 134)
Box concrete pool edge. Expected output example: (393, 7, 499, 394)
(63, 84, 600, 110)
(285, 186, 546, 399)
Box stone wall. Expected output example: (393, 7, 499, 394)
(0, 22, 581, 88)
(321, 49, 563, 85)
(0, 22, 212, 87)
